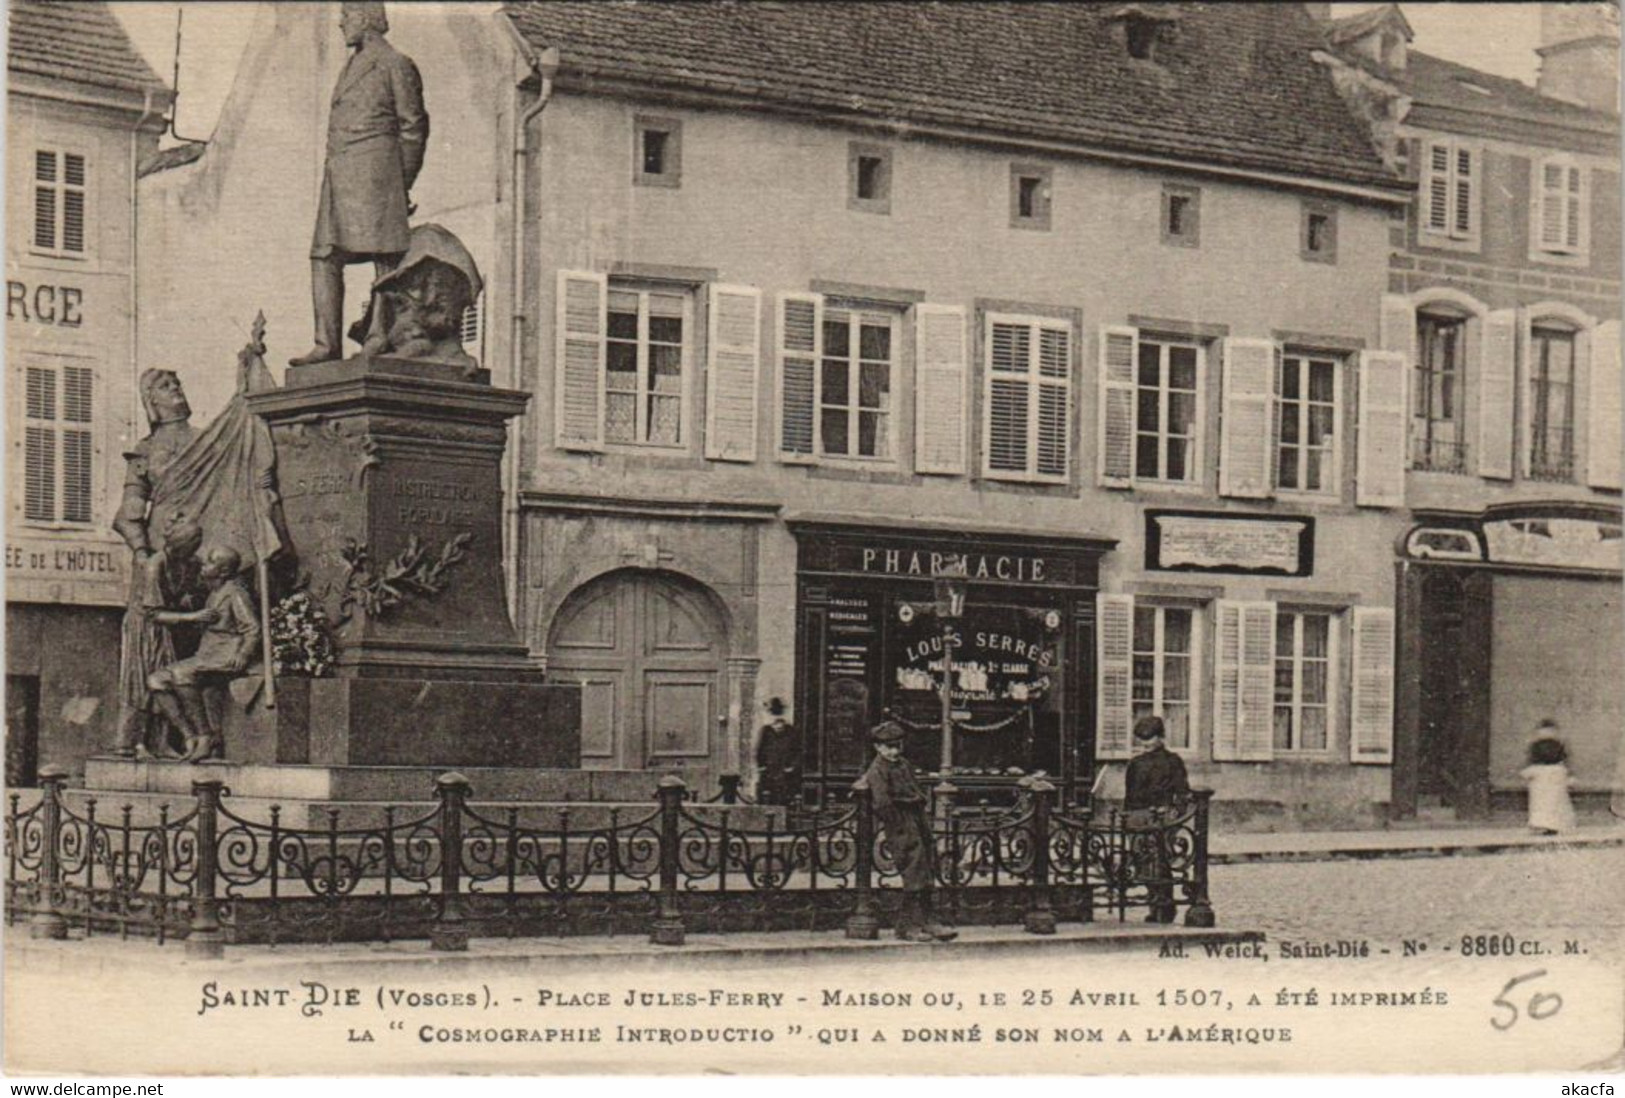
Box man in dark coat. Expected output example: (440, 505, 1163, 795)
(754, 697, 800, 807)
(291, 2, 429, 366)
(860, 721, 956, 943)
(1124, 714, 1191, 924)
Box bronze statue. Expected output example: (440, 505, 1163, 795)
(145, 546, 262, 763)
(352, 223, 483, 377)
(111, 319, 286, 759)
(290, 1, 430, 366)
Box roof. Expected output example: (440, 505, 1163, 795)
(7, 0, 169, 96)
(1325, 4, 1411, 47)
(1398, 49, 1618, 139)
(502, 1, 1403, 193)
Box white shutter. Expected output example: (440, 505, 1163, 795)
(1219, 337, 1276, 498)
(1036, 324, 1071, 480)
(1517, 309, 1535, 479)
(1451, 146, 1474, 239)
(1213, 600, 1275, 762)
(1478, 309, 1517, 480)
(1350, 607, 1396, 764)
(1588, 319, 1622, 490)
(914, 303, 968, 475)
(777, 292, 822, 461)
(555, 270, 606, 451)
(705, 284, 761, 462)
(1423, 141, 1450, 234)
(1097, 325, 1137, 487)
(1095, 593, 1134, 761)
(1357, 350, 1407, 508)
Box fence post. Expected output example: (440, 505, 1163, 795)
(29, 765, 69, 941)
(718, 773, 742, 805)
(650, 776, 687, 946)
(1078, 802, 1095, 924)
(1183, 790, 1216, 928)
(1023, 778, 1057, 935)
(845, 779, 879, 940)
(431, 772, 471, 952)
(187, 778, 227, 958)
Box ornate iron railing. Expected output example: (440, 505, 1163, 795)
(5, 768, 1215, 952)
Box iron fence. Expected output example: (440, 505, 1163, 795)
(6, 767, 1214, 954)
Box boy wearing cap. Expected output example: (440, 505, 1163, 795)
(1124, 714, 1190, 923)
(861, 721, 957, 943)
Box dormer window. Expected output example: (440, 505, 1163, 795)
(1126, 16, 1158, 59)
(1108, 5, 1177, 63)
(1381, 29, 1406, 70)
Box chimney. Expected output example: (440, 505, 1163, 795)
(1536, 2, 1620, 113)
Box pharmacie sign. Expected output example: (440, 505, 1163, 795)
(800, 537, 1093, 589)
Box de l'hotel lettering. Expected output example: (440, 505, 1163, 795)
(5, 1, 1619, 845)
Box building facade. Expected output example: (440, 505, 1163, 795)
(129, 2, 1620, 827)
(1320, 3, 1622, 819)
(5, 1, 171, 783)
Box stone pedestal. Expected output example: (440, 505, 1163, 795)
(244, 355, 579, 769)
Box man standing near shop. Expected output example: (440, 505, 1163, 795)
(290, 2, 429, 366)
(861, 721, 957, 943)
(1124, 714, 1191, 923)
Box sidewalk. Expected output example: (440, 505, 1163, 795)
(1209, 819, 1624, 863)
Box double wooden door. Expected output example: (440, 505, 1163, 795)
(548, 572, 724, 771)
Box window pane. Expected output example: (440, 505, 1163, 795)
(821, 408, 849, 455)
(1136, 387, 1160, 432)
(1168, 392, 1197, 435)
(1301, 707, 1328, 751)
(1136, 435, 1159, 478)
(1163, 608, 1191, 652)
(821, 360, 849, 407)
(1281, 360, 1301, 399)
(1280, 406, 1300, 443)
(1278, 448, 1299, 489)
(1137, 343, 1160, 387)
(605, 393, 636, 442)
(648, 315, 683, 345)
(1168, 347, 1197, 391)
(648, 395, 681, 444)
(642, 129, 668, 175)
(1303, 615, 1329, 658)
(1308, 406, 1334, 446)
(607, 299, 638, 339)
(649, 344, 682, 391)
(1301, 661, 1328, 705)
(859, 411, 887, 457)
(1163, 705, 1190, 749)
(1162, 655, 1189, 701)
(1276, 614, 1294, 652)
(606, 343, 637, 389)
(1273, 707, 1293, 751)
(1132, 658, 1155, 700)
(1304, 450, 1323, 492)
(859, 322, 890, 362)
(1133, 606, 1155, 651)
(859, 361, 889, 409)
(1308, 361, 1336, 402)
(1165, 438, 1188, 481)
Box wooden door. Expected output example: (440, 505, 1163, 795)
(548, 572, 724, 770)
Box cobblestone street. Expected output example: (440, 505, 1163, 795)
(1209, 845, 1625, 959)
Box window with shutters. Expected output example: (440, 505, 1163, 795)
(1273, 611, 1335, 752)
(605, 283, 691, 448)
(32, 149, 89, 258)
(1134, 336, 1203, 483)
(1419, 139, 1477, 248)
(1276, 352, 1341, 494)
(983, 313, 1071, 483)
(22, 361, 95, 526)
(1131, 604, 1196, 751)
(1533, 157, 1587, 260)
(820, 308, 895, 459)
(1412, 311, 1469, 473)
(1528, 324, 1577, 482)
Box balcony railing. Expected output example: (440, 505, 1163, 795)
(1411, 435, 1470, 474)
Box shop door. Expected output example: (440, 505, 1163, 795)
(547, 572, 725, 771)
(1415, 569, 1493, 813)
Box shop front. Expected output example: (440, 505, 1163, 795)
(789, 517, 1114, 806)
(1397, 502, 1624, 818)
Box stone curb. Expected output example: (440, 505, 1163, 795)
(1210, 830, 1623, 865)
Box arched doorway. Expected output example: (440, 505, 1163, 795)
(547, 570, 728, 771)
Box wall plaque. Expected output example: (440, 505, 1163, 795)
(1145, 510, 1314, 577)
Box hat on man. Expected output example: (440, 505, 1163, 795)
(870, 720, 907, 745)
(1132, 714, 1166, 742)
(767, 697, 787, 717)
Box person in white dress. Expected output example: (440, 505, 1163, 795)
(1520, 721, 1576, 835)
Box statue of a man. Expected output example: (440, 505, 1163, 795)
(290, 1, 429, 366)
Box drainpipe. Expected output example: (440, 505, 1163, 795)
(130, 89, 159, 436)
(500, 15, 559, 628)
